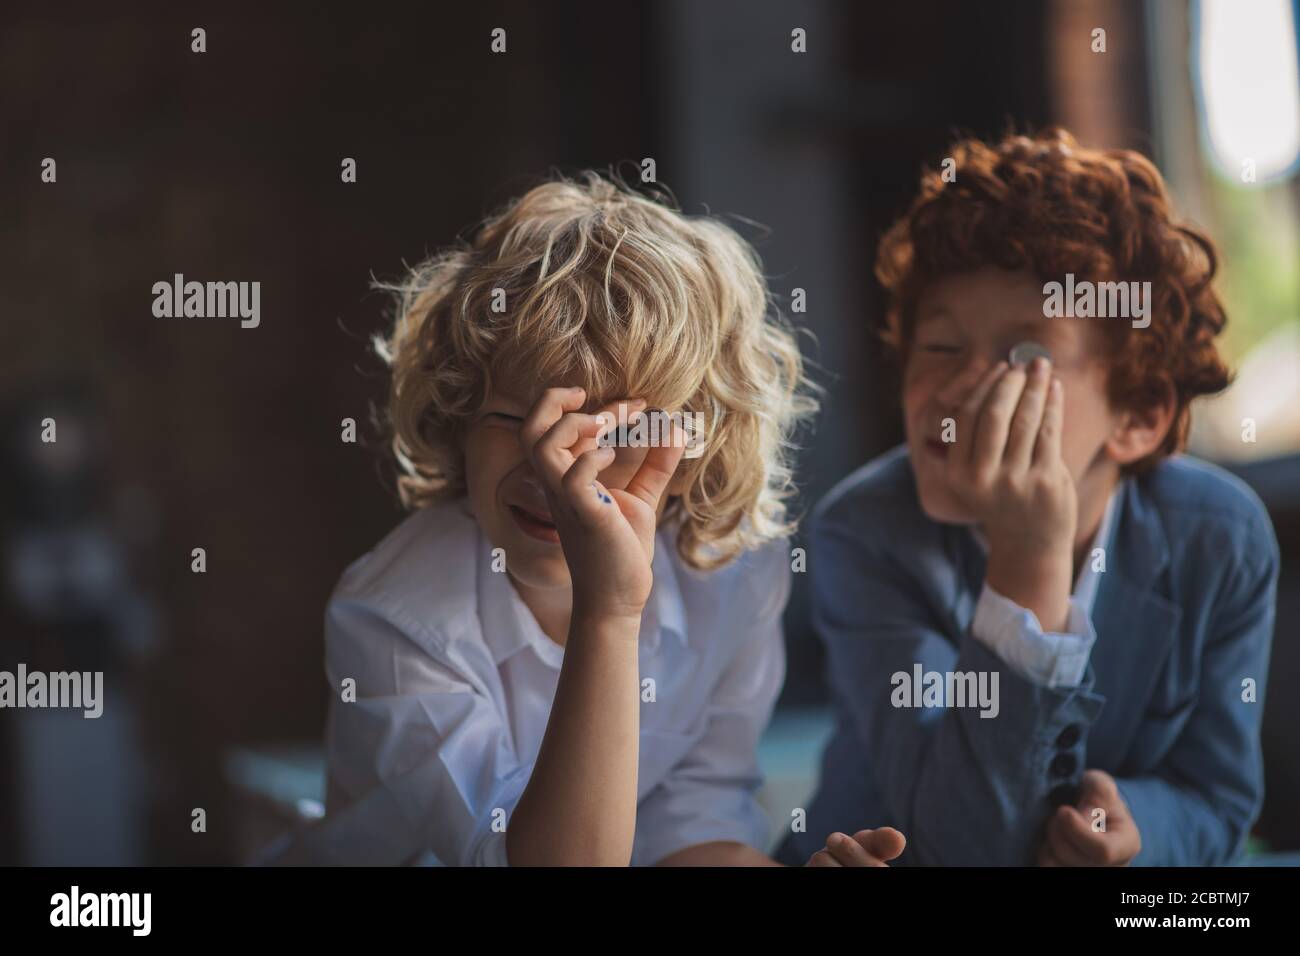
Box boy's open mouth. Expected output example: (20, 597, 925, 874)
(509, 504, 560, 544)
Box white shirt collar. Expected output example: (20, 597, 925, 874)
(1071, 480, 1122, 614)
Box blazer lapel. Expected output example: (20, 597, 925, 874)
(1085, 478, 1183, 769)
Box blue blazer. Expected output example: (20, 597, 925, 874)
(781, 446, 1279, 866)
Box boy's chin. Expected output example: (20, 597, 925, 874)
(504, 550, 573, 592)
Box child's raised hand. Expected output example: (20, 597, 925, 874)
(520, 386, 685, 621)
(945, 357, 1078, 631)
(948, 357, 1077, 547)
(804, 827, 906, 867)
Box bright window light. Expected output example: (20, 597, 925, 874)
(1196, 0, 1300, 183)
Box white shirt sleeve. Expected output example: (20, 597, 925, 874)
(630, 551, 789, 866)
(969, 582, 1096, 688)
(321, 594, 526, 867)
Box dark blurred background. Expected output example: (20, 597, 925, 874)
(2, 0, 1297, 864)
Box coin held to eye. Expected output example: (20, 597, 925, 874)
(1008, 340, 1051, 366)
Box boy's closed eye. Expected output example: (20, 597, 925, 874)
(481, 411, 525, 427)
(918, 341, 962, 355)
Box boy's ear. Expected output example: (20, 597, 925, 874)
(1104, 381, 1177, 467)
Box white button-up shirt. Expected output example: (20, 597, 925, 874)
(970, 483, 1122, 687)
(317, 499, 788, 866)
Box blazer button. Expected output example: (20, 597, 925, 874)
(1046, 783, 1077, 807)
(1050, 752, 1077, 777)
(1055, 724, 1082, 749)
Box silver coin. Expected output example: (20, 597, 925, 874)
(1008, 340, 1051, 366)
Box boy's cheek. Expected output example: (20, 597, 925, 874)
(463, 429, 524, 482)
(461, 452, 521, 539)
(1056, 382, 1115, 480)
(901, 364, 945, 421)
(898, 386, 924, 434)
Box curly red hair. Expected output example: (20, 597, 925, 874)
(875, 127, 1231, 474)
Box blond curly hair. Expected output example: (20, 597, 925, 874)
(373, 171, 816, 570)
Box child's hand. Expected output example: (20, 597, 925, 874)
(1037, 769, 1141, 866)
(804, 827, 906, 867)
(520, 386, 685, 621)
(946, 358, 1078, 631)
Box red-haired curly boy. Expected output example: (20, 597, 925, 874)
(782, 129, 1278, 866)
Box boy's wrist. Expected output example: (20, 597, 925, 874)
(984, 540, 1073, 633)
(569, 599, 644, 641)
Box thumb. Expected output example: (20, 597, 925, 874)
(1076, 769, 1120, 809)
(852, 827, 906, 861)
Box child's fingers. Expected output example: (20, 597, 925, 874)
(1055, 804, 1111, 865)
(822, 832, 880, 867)
(531, 412, 606, 492)
(956, 361, 1009, 422)
(519, 386, 588, 463)
(954, 362, 1009, 465)
(851, 826, 906, 862)
(1003, 358, 1051, 473)
(561, 446, 618, 521)
(577, 398, 647, 458)
(1037, 807, 1100, 866)
(622, 426, 687, 511)
(1075, 768, 1121, 807)
(969, 365, 1028, 475)
(1032, 377, 1065, 468)
(805, 848, 843, 867)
